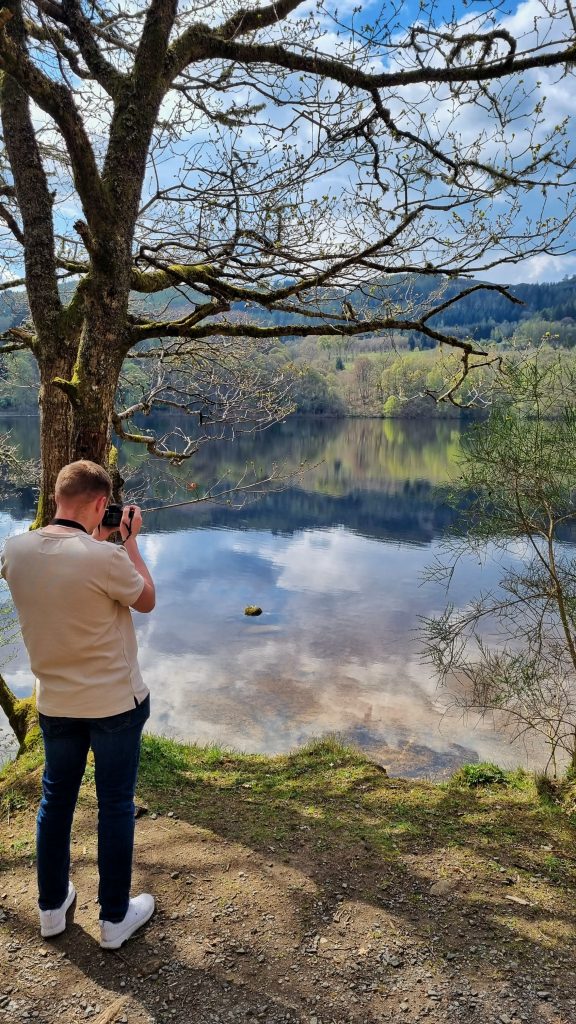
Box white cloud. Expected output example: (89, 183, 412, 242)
(502, 251, 576, 283)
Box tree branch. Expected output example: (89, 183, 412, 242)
(219, 0, 305, 40)
(60, 0, 126, 98)
(0, 4, 109, 232)
(0, 197, 23, 243)
(0, 671, 37, 750)
(129, 312, 488, 359)
(0, 0, 62, 337)
(167, 20, 576, 94)
(420, 282, 523, 323)
(133, 209, 423, 307)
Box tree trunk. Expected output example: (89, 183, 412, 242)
(68, 283, 129, 469)
(36, 271, 131, 521)
(0, 673, 38, 755)
(32, 352, 75, 528)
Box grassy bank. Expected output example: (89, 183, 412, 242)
(2, 732, 576, 892)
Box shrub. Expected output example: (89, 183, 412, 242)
(451, 762, 508, 787)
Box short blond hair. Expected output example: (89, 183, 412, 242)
(55, 460, 112, 504)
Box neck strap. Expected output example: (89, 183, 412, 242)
(50, 518, 88, 534)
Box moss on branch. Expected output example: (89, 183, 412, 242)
(59, 276, 90, 341)
(29, 492, 45, 532)
(0, 674, 38, 756)
(52, 371, 81, 408)
(131, 263, 221, 294)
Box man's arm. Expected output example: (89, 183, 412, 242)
(93, 505, 156, 613)
(123, 535, 155, 613)
(118, 506, 155, 613)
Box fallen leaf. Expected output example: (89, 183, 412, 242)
(92, 997, 128, 1024)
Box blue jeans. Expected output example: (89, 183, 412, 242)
(37, 695, 150, 922)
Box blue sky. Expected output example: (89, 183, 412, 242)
(5, 0, 576, 290)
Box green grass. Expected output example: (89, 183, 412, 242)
(1, 731, 576, 896)
(127, 734, 576, 878)
(0, 737, 43, 820)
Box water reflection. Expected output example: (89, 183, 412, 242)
(0, 416, 551, 775)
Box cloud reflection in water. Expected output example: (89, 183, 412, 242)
(135, 526, 545, 776)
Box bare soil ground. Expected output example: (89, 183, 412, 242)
(1, 737, 576, 1024)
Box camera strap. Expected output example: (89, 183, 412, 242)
(50, 518, 88, 534)
(120, 507, 135, 546)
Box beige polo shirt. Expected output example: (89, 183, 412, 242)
(1, 528, 148, 717)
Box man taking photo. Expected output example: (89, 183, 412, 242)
(1, 459, 156, 949)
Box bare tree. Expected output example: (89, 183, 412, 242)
(352, 355, 379, 411)
(0, 0, 574, 521)
(422, 357, 576, 776)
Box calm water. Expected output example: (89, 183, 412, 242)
(0, 415, 555, 775)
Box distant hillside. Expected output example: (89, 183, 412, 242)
(2, 274, 576, 342)
(397, 275, 576, 340)
(260, 274, 576, 340)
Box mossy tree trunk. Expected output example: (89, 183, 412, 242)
(32, 352, 76, 527)
(0, 673, 38, 756)
(0, 0, 170, 528)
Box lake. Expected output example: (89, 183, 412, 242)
(0, 415, 554, 775)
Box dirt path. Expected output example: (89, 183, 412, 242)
(2, 785, 576, 1024)
(2, 736, 576, 1024)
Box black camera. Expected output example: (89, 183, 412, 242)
(102, 503, 123, 528)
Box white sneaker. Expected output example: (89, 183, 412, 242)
(39, 881, 76, 938)
(100, 893, 155, 949)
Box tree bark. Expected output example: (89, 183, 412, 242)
(66, 269, 131, 467)
(32, 352, 75, 527)
(0, 673, 38, 755)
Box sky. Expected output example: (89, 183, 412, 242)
(5, 0, 576, 290)
(140, 0, 576, 285)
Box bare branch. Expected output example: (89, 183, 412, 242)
(60, 0, 126, 97)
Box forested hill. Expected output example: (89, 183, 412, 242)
(398, 275, 576, 338)
(257, 274, 576, 339)
(1, 274, 576, 339)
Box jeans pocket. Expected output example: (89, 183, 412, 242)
(38, 714, 70, 739)
(97, 695, 150, 734)
(138, 694, 151, 724)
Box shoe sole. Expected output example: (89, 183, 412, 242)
(40, 885, 76, 938)
(100, 901, 155, 950)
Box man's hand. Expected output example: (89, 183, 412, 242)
(92, 505, 143, 543)
(119, 505, 143, 544)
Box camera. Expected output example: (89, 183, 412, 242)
(102, 503, 123, 528)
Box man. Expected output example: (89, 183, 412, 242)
(1, 459, 156, 949)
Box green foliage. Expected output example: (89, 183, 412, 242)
(383, 394, 401, 416)
(459, 357, 576, 539)
(511, 318, 576, 349)
(0, 351, 39, 410)
(289, 365, 345, 414)
(4, 278, 576, 419)
(451, 762, 508, 788)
